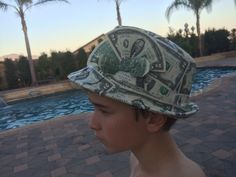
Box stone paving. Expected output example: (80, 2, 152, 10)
(0, 75, 236, 177)
(0, 112, 130, 177)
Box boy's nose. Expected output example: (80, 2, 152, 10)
(89, 112, 101, 131)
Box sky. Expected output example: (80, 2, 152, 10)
(0, 0, 236, 57)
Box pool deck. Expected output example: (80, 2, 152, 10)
(1, 57, 236, 177)
(196, 56, 236, 68)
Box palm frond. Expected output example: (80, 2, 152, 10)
(0, 1, 8, 10)
(116, 0, 125, 6)
(0, 1, 18, 11)
(33, 0, 69, 7)
(165, 0, 192, 21)
(201, 0, 213, 12)
(15, 0, 32, 7)
(23, 0, 68, 12)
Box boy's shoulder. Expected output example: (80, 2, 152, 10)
(178, 158, 206, 177)
(129, 153, 206, 177)
(129, 153, 139, 177)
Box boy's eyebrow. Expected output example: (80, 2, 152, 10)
(88, 98, 109, 109)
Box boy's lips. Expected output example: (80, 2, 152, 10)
(96, 136, 104, 141)
(94, 133, 103, 140)
(95, 135, 106, 144)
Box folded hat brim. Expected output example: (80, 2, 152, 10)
(68, 66, 199, 119)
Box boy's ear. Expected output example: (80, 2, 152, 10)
(145, 113, 167, 132)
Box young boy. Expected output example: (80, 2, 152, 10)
(68, 26, 206, 177)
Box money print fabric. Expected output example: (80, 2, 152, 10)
(68, 26, 199, 118)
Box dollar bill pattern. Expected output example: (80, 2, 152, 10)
(68, 26, 198, 118)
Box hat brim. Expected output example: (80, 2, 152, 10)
(68, 66, 199, 119)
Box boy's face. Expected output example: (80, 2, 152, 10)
(88, 92, 149, 153)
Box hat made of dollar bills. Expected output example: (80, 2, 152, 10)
(68, 26, 199, 118)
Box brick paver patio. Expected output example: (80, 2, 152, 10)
(0, 74, 236, 177)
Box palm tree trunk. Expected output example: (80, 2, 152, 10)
(116, 1, 122, 26)
(20, 14, 37, 86)
(196, 11, 203, 56)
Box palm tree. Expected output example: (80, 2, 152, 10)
(99, 0, 124, 26)
(0, 0, 69, 86)
(166, 0, 214, 56)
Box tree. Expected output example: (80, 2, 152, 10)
(230, 28, 236, 50)
(204, 28, 230, 55)
(167, 25, 198, 57)
(184, 23, 190, 37)
(50, 51, 76, 80)
(0, 76, 3, 90)
(4, 58, 18, 89)
(166, 0, 214, 56)
(36, 53, 51, 81)
(61, 51, 77, 77)
(0, 0, 69, 86)
(75, 48, 88, 69)
(17, 55, 32, 86)
(99, 0, 124, 26)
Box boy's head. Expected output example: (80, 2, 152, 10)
(68, 26, 198, 119)
(87, 91, 176, 153)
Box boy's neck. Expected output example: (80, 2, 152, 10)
(132, 131, 183, 176)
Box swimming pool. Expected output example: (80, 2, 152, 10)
(0, 67, 236, 131)
(192, 67, 236, 92)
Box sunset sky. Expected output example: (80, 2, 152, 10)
(0, 0, 235, 57)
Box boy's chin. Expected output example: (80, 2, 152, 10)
(99, 141, 128, 154)
(104, 145, 127, 154)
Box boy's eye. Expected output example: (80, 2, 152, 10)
(99, 108, 112, 114)
(100, 109, 109, 114)
(94, 106, 110, 114)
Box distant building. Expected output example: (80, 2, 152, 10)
(73, 34, 105, 55)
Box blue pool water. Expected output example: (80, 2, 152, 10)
(0, 91, 93, 131)
(192, 67, 236, 92)
(0, 67, 236, 131)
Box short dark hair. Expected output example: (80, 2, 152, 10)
(162, 116, 177, 131)
(134, 108, 177, 131)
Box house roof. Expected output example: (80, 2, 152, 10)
(73, 34, 105, 54)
